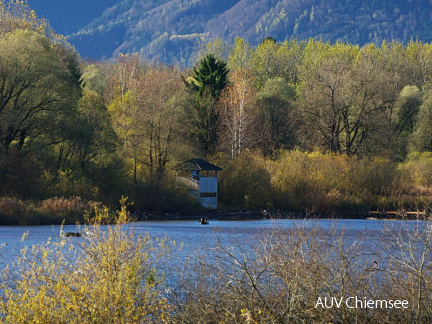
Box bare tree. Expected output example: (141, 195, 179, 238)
(218, 70, 262, 158)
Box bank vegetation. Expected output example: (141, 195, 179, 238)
(2, 1, 432, 223)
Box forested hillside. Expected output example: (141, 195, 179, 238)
(3, 1, 432, 224)
(65, 0, 432, 64)
(26, 0, 118, 35)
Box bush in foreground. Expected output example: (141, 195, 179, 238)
(165, 222, 432, 323)
(0, 205, 173, 323)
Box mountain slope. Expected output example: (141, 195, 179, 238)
(64, 0, 432, 65)
(26, 0, 119, 35)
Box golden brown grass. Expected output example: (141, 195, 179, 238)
(0, 196, 101, 225)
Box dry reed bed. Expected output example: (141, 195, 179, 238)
(0, 196, 100, 225)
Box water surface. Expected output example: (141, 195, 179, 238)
(0, 218, 426, 265)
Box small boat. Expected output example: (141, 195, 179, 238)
(199, 218, 209, 225)
(64, 232, 81, 237)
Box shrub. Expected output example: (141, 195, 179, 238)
(37, 196, 100, 224)
(2, 217, 432, 322)
(0, 205, 173, 323)
(216, 152, 273, 210)
(392, 152, 432, 211)
(0, 197, 29, 225)
(267, 150, 402, 214)
(168, 222, 432, 323)
(127, 170, 203, 212)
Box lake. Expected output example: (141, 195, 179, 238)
(0, 218, 428, 268)
(1, 218, 431, 323)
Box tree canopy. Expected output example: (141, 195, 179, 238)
(190, 54, 229, 99)
(3, 0, 432, 214)
(0, 29, 81, 155)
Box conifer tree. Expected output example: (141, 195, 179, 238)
(191, 54, 229, 99)
(187, 54, 229, 154)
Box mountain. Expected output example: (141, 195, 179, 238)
(26, 0, 119, 36)
(29, 0, 432, 65)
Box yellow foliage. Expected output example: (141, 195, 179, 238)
(0, 203, 173, 323)
(0, 0, 71, 50)
(268, 149, 397, 212)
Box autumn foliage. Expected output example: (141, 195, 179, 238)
(1, 1, 432, 219)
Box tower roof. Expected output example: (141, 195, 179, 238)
(173, 158, 222, 171)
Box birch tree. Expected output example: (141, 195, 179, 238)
(219, 70, 260, 158)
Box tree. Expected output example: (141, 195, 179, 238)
(257, 77, 298, 154)
(250, 38, 304, 88)
(300, 40, 396, 156)
(392, 85, 423, 158)
(72, 89, 117, 172)
(0, 2, 86, 199)
(134, 68, 184, 177)
(280, 39, 306, 87)
(190, 53, 229, 99)
(81, 62, 112, 96)
(105, 54, 144, 182)
(183, 91, 219, 154)
(299, 40, 356, 154)
(404, 41, 432, 90)
(410, 90, 432, 153)
(228, 37, 253, 73)
(0, 0, 69, 48)
(250, 37, 286, 88)
(219, 70, 259, 158)
(344, 44, 396, 156)
(196, 38, 229, 64)
(0, 0, 49, 36)
(394, 86, 422, 136)
(187, 54, 229, 154)
(106, 56, 185, 183)
(0, 29, 81, 155)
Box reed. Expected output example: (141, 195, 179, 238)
(0, 196, 101, 225)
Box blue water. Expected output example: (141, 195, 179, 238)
(0, 218, 427, 267)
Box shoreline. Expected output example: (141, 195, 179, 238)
(1, 209, 430, 226)
(131, 210, 432, 222)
